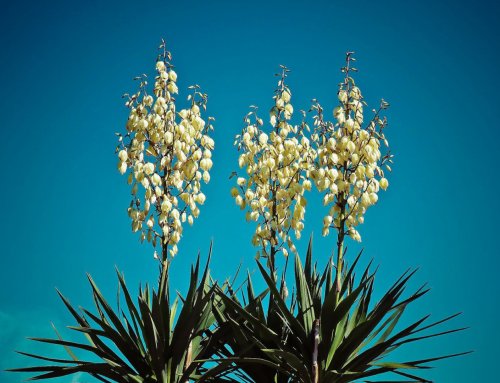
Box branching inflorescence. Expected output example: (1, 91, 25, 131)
(232, 66, 317, 273)
(116, 40, 215, 265)
(310, 52, 393, 291)
(232, 54, 393, 284)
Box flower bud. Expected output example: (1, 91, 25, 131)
(282, 90, 291, 103)
(144, 95, 154, 107)
(345, 118, 355, 133)
(118, 149, 128, 162)
(118, 161, 127, 175)
(156, 61, 166, 72)
(338, 90, 348, 103)
(323, 215, 333, 226)
(379, 177, 389, 190)
(258, 196, 267, 208)
(346, 140, 356, 153)
(259, 132, 269, 145)
(303, 179, 312, 191)
(170, 209, 180, 220)
(144, 162, 155, 175)
(270, 114, 277, 127)
(171, 231, 181, 244)
(245, 189, 255, 200)
(168, 70, 177, 82)
(347, 195, 356, 207)
(151, 173, 161, 186)
(349, 86, 361, 100)
(147, 216, 154, 228)
(202, 171, 210, 183)
(167, 82, 178, 94)
(301, 136, 309, 147)
(333, 106, 345, 123)
(196, 193, 206, 205)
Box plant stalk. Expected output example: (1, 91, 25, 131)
(312, 319, 320, 383)
(335, 196, 346, 302)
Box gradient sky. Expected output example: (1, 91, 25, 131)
(1, 0, 498, 381)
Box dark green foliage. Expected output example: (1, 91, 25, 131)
(9, 252, 217, 383)
(206, 238, 469, 383)
(8, 240, 469, 382)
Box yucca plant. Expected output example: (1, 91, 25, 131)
(8, 41, 222, 383)
(215, 53, 469, 382)
(8, 44, 469, 383)
(9, 253, 218, 382)
(204, 238, 468, 383)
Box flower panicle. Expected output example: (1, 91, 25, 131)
(116, 41, 215, 261)
(231, 54, 393, 269)
(231, 70, 317, 263)
(311, 52, 392, 242)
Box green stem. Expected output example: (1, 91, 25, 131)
(334, 53, 352, 301)
(269, 182, 277, 280)
(335, 197, 346, 302)
(161, 238, 168, 263)
(335, 234, 344, 298)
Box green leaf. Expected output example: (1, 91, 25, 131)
(295, 253, 315, 334)
(256, 261, 307, 342)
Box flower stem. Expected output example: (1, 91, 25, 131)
(269, 182, 277, 279)
(335, 197, 346, 302)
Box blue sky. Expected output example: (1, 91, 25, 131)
(1, 0, 498, 381)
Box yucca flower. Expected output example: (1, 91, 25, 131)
(232, 66, 316, 273)
(117, 39, 215, 262)
(310, 52, 393, 293)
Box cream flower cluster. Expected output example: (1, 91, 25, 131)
(311, 72, 391, 243)
(232, 73, 316, 259)
(116, 46, 214, 260)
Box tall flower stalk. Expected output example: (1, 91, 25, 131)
(117, 39, 215, 267)
(232, 66, 316, 276)
(10, 40, 219, 383)
(311, 52, 393, 297)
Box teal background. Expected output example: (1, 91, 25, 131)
(0, 0, 496, 381)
